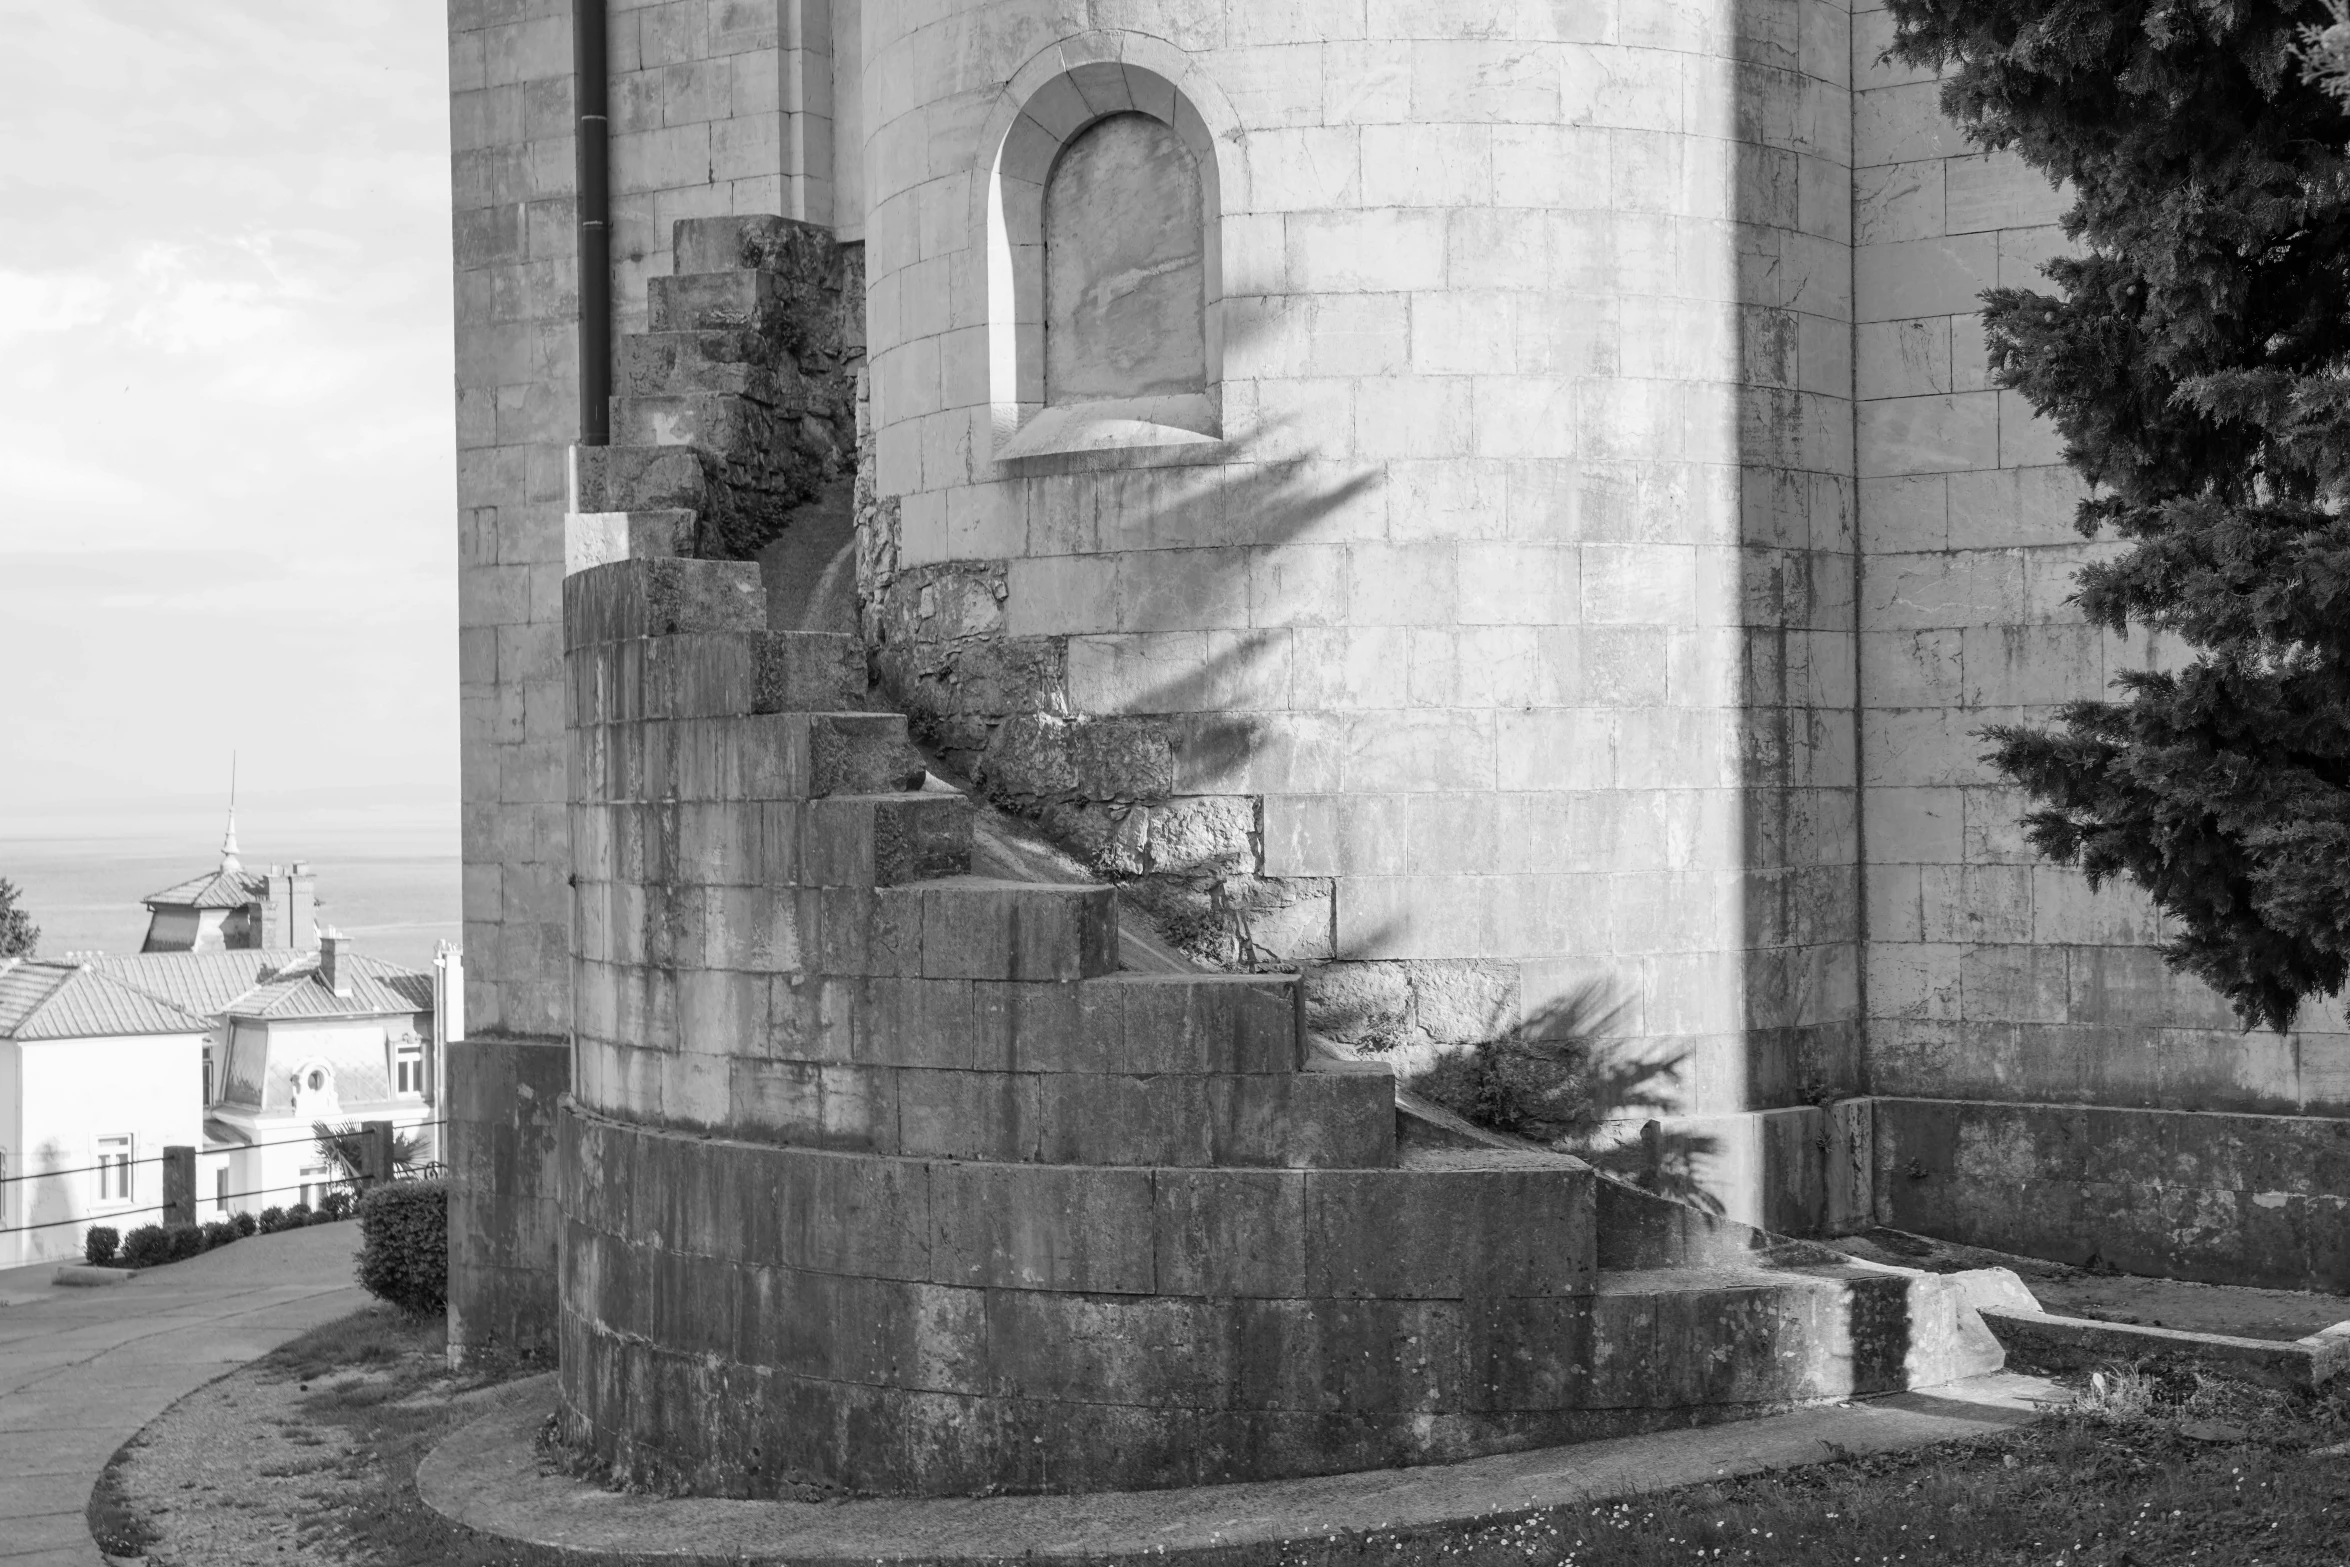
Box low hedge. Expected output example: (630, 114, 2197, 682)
(87, 1194, 353, 1272)
(356, 1179, 446, 1314)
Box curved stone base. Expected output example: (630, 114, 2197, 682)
(424, 1373, 2061, 1564)
(556, 1107, 2007, 1498)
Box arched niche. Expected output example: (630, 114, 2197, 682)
(986, 59, 1224, 461)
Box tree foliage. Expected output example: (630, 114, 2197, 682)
(1885, 0, 2350, 1029)
(0, 877, 36, 960)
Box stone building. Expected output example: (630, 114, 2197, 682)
(448, 0, 2350, 1433)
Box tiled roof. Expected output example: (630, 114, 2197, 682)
(0, 959, 211, 1041)
(0, 961, 71, 1035)
(240, 953, 434, 1019)
(142, 867, 269, 911)
(98, 950, 306, 1017)
(98, 949, 431, 1023)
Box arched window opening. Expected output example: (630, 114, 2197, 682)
(985, 59, 1225, 460)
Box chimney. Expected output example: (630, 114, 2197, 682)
(288, 862, 317, 950)
(319, 929, 353, 999)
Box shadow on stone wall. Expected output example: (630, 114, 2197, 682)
(859, 421, 1378, 978)
(1394, 980, 1727, 1212)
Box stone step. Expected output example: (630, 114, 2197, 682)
(711, 1055, 1396, 1168)
(1585, 1263, 2010, 1404)
(1082, 971, 1304, 1075)
(618, 330, 812, 407)
(572, 714, 827, 810)
(802, 792, 975, 888)
(674, 213, 838, 275)
(808, 711, 926, 797)
(649, 269, 779, 334)
(565, 1107, 1595, 1305)
(572, 442, 708, 514)
(816, 973, 1306, 1077)
(610, 392, 781, 452)
(564, 509, 697, 577)
(562, 557, 764, 650)
(751, 630, 866, 714)
(813, 877, 1120, 982)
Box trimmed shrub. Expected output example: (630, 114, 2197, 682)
(84, 1226, 120, 1267)
(119, 1225, 172, 1269)
(308, 1207, 339, 1226)
(231, 1211, 258, 1237)
(256, 1206, 287, 1234)
(356, 1179, 447, 1315)
(201, 1219, 237, 1251)
(283, 1203, 313, 1228)
(318, 1188, 354, 1220)
(170, 1225, 205, 1262)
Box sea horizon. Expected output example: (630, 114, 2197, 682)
(0, 783, 460, 974)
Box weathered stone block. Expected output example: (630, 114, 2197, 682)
(917, 878, 1119, 982)
(563, 556, 763, 647)
(971, 980, 1101, 1073)
(1303, 1160, 1596, 1298)
(650, 267, 780, 332)
(802, 793, 973, 887)
(808, 712, 926, 796)
(752, 631, 867, 714)
(1154, 1169, 1310, 1298)
(1087, 971, 1302, 1074)
(925, 1162, 1156, 1293)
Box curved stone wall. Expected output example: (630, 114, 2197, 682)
(555, 537, 2001, 1498)
(856, 3, 1862, 1154)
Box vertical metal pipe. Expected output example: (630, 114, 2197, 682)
(575, 0, 611, 446)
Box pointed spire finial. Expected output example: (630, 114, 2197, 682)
(220, 753, 242, 874)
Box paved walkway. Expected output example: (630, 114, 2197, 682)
(0, 1224, 366, 1566)
(422, 1370, 2064, 1564)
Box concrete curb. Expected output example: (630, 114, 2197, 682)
(51, 1266, 136, 1288)
(1983, 1308, 2350, 1391)
(417, 1372, 2064, 1565)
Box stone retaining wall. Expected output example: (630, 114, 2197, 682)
(446, 1034, 571, 1367)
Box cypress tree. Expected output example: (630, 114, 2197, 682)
(1883, 0, 2350, 1029)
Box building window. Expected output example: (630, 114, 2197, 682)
(298, 1162, 330, 1209)
(202, 1048, 214, 1105)
(96, 1135, 133, 1204)
(215, 1167, 230, 1214)
(394, 1037, 425, 1098)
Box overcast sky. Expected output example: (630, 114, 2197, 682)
(0, 2, 456, 820)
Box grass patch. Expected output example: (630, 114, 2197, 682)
(258, 1301, 440, 1386)
(1389, 1369, 2350, 1567)
(84, 1437, 159, 1559)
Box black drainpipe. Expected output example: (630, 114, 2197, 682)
(574, 0, 611, 446)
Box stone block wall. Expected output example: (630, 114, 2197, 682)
(446, 1034, 571, 1366)
(1865, 1097, 2350, 1292)
(1849, 0, 2350, 1117)
(452, 0, 584, 1041)
(458, 0, 861, 1039)
(856, 0, 1865, 1163)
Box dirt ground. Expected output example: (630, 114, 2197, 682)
(95, 1306, 550, 1567)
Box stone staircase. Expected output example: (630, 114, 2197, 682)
(548, 217, 2031, 1501)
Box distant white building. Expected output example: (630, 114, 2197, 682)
(0, 831, 459, 1266)
(0, 962, 207, 1266)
